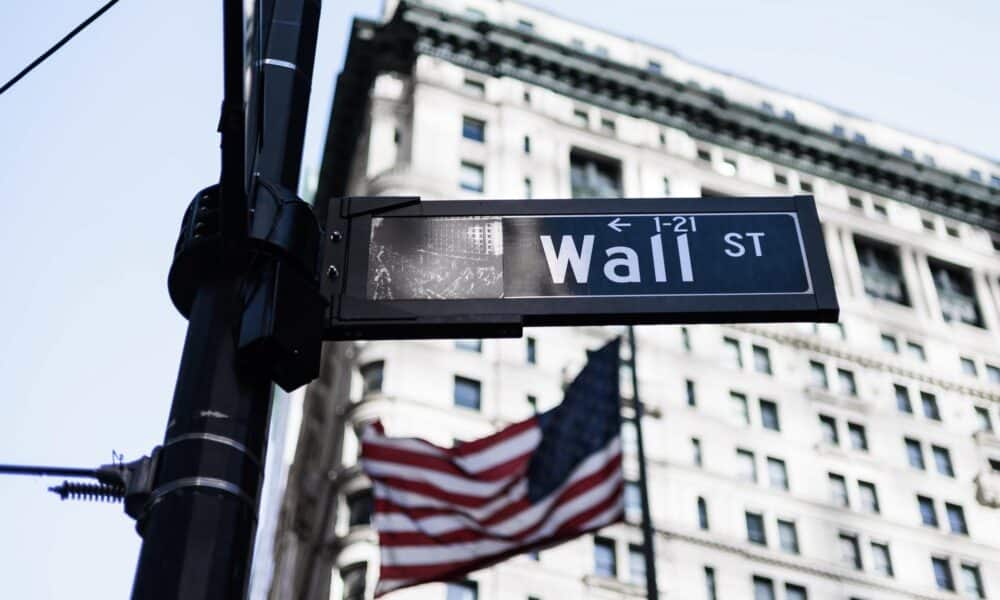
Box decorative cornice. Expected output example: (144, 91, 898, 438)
(731, 324, 1000, 402)
(318, 2, 999, 232)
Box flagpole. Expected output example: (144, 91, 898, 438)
(626, 325, 659, 600)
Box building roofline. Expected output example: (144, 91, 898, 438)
(318, 1, 999, 231)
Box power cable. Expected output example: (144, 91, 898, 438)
(0, 0, 121, 97)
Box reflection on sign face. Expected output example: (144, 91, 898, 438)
(367, 213, 810, 300)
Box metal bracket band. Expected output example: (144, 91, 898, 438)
(147, 477, 257, 514)
(163, 432, 262, 468)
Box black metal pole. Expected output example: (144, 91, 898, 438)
(130, 1, 321, 598)
(626, 325, 659, 600)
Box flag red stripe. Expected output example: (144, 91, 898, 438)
(373, 474, 524, 508)
(376, 510, 622, 586)
(374, 451, 623, 532)
(449, 417, 538, 456)
(362, 443, 532, 481)
(377, 479, 624, 546)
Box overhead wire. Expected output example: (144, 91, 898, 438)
(0, 0, 121, 97)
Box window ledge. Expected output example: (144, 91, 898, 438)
(582, 574, 646, 596)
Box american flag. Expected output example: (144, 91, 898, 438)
(360, 338, 624, 596)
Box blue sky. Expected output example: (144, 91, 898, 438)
(0, 1, 996, 598)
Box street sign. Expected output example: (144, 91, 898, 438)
(321, 195, 838, 340)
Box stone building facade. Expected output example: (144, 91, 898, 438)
(267, 1, 1000, 599)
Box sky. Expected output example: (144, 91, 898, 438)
(0, 1, 996, 598)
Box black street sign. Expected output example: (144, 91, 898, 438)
(321, 195, 838, 340)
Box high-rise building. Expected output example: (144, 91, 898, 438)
(266, 1, 1000, 599)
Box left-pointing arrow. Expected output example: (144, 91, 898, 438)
(608, 217, 631, 233)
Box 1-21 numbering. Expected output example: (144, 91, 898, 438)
(654, 216, 697, 233)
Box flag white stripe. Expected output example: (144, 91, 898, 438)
(362, 458, 524, 497)
(379, 470, 623, 566)
(373, 480, 528, 522)
(364, 426, 541, 475)
(374, 437, 623, 538)
(579, 499, 625, 531)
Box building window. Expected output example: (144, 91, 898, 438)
(570, 38, 585, 51)
(901, 147, 915, 160)
(918, 495, 938, 526)
(961, 564, 985, 598)
(932, 445, 954, 477)
(752, 345, 772, 375)
(447, 581, 478, 600)
(593, 537, 617, 577)
(523, 135, 531, 154)
(932, 557, 955, 591)
(855, 237, 909, 305)
(647, 60, 663, 74)
(569, 149, 622, 198)
(454, 376, 481, 410)
(745, 512, 766, 545)
(987, 364, 1000, 384)
(697, 496, 709, 530)
(871, 542, 893, 577)
(731, 392, 750, 426)
(837, 369, 857, 396)
(527, 394, 537, 413)
(839, 534, 862, 569)
(523, 177, 533, 199)
(853, 132, 868, 145)
(810, 361, 828, 389)
(946, 503, 967, 535)
(516, 18, 534, 31)
(881, 333, 898, 353)
(895, 384, 913, 414)
(753, 576, 776, 600)
(455, 339, 482, 352)
(832, 124, 846, 137)
(685, 379, 697, 407)
(341, 563, 367, 600)
(921, 392, 941, 421)
(464, 7, 486, 20)
(723, 337, 742, 368)
(600, 117, 616, 134)
(663, 176, 671, 195)
(946, 224, 960, 238)
(594, 45, 609, 58)
(922, 217, 936, 231)
(523, 89, 532, 103)
(736, 448, 757, 483)
(848, 194, 864, 210)
(346, 489, 373, 526)
(930, 259, 983, 327)
(969, 169, 983, 182)
(906, 341, 926, 361)
(705, 567, 717, 600)
(459, 161, 485, 192)
(961, 357, 978, 376)
(463, 78, 485, 96)
(628, 545, 646, 587)
(761, 101, 775, 114)
(799, 180, 814, 193)
(692, 438, 703, 467)
(819, 415, 839, 445)
(360, 361, 384, 394)
(829, 473, 849, 507)
(696, 148, 713, 162)
(858, 481, 880, 513)
(785, 584, 807, 600)
(760, 399, 780, 432)
(975, 407, 993, 433)
(767, 457, 789, 491)
(462, 116, 485, 142)
(905, 438, 925, 470)
(624, 482, 641, 523)
(572, 108, 589, 127)
(526, 337, 537, 364)
(872, 202, 888, 218)
(848, 422, 868, 451)
(721, 156, 738, 176)
(782, 109, 796, 122)
(778, 519, 799, 554)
